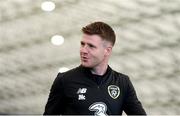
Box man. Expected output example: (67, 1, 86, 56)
(44, 21, 146, 115)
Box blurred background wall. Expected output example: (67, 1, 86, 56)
(0, 0, 180, 114)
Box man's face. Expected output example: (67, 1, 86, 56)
(80, 34, 110, 68)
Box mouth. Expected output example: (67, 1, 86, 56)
(81, 56, 89, 62)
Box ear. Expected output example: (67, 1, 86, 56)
(104, 46, 112, 56)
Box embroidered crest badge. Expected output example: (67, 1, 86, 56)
(108, 85, 120, 99)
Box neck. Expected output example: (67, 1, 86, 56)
(90, 64, 108, 76)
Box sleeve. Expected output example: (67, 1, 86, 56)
(43, 73, 66, 115)
(123, 77, 146, 115)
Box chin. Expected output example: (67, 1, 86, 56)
(81, 63, 92, 68)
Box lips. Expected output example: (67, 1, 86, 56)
(81, 56, 89, 61)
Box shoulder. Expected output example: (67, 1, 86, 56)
(111, 69, 133, 87)
(55, 66, 83, 82)
(112, 69, 130, 80)
(111, 69, 136, 96)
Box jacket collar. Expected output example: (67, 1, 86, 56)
(79, 65, 112, 85)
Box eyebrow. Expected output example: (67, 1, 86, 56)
(88, 43, 96, 48)
(80, 41, 97, 48)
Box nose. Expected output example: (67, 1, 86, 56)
(80, 45, 88, 54)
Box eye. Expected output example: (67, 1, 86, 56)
(88, 44, 96, 48)
(81, 42, 85, 46)
(89, 44, 94, 48)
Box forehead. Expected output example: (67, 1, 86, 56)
(81, 34, 103, 44)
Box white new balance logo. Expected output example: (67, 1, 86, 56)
(77, 88, 87, 94)
(78, 94, 86, 100)
(77, 88, 87, 100)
